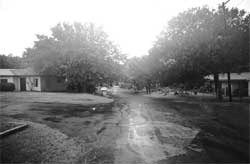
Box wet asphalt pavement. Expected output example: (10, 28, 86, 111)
(110, 88, 201, 164)
(1, 87, 249, 163)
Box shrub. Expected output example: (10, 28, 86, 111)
(86, 83, 96, 93)
(233, 88, 248, 97)
(0, 82, 15, 91)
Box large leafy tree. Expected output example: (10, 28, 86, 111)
(24, 22, 125, 92)
(147, 6, 249, 100)
(124, 55, 161, 90)
(148, 7, 216, 88)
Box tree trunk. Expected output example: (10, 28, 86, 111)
(218, 81, 223, 100)
(214, 73, 223, 100)
(238, 81, 242, 102)
(213, 73, 219, 98)
(83, 82, 87, 93)
(77, 82, 82, 92)
(227, 72, 232, 102)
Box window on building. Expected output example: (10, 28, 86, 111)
(34, 78, 38, 87)
(0, 79, 8, 84)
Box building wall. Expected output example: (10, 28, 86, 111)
(1, 76, 67, 92)
(221, 82, 238, 95)
(40, 77, 47, 91)
(13, 77, 20, 91)
(0, 76, 14, 83)
(26, 76, 42, 91)
(248, 81, 250, 96)
(221, 80, 249, 96)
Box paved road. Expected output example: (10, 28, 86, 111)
(84, 87, 249, 164)
(102, 87, 200, 164)
(1, 87, 249, 163)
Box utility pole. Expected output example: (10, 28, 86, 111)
(222, 0, 232, 102)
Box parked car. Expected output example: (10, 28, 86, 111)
(95, 86, 112, 97)
(100, 87, 108, 96)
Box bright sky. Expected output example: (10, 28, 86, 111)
(0, 0, 249, 58)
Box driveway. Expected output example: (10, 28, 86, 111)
(0, 88, 249, 163)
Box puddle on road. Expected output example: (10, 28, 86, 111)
(116, 107, 200, 164)
(29, 103, 114, 118)
(43, 116, 62, 122)
(9, 113, 31, 119)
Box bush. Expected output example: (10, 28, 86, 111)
(86, 83, 96, 93)
(233, 88, 248, 97)
(0, 82, 15, 91)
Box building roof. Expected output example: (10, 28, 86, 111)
(205, 72, 250, 81)
(0, 68, 39, 77)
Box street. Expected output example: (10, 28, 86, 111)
(93, 87, 249, 164)
(1, 1, 250, 163)
(1, 87, 249, 163)
(107, 88, 200, 164)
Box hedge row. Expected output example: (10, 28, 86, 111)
(0, 82, 15, 91)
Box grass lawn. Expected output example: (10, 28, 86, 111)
(0, 91, 114, 163)
(0, 92, 113, 105)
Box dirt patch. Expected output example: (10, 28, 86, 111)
(97, 126, 106, 135)
(43, 116, 62, 122)
(77, 147, 114, 164)
(0, 104, 8, 108)
(84, 120, 92, 125)
(198, 131, 249, 162)
(9, 113, 31, 119)
(29, 103, 114, 118)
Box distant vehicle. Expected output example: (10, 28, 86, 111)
(100, 87, 108, 91)
(100, 86, 111, 96)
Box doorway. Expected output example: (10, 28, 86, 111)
(20, 78, 26, 91)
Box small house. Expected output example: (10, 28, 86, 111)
(0, 68, 66, 92)
(205, 72, 250, 96)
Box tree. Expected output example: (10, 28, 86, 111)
(147, 6, 249, 100)
(0, 54, 24, 69)
(217, 7, 249, 101)
(24, 22, 126, 92)
(149, 7, 217, 88)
